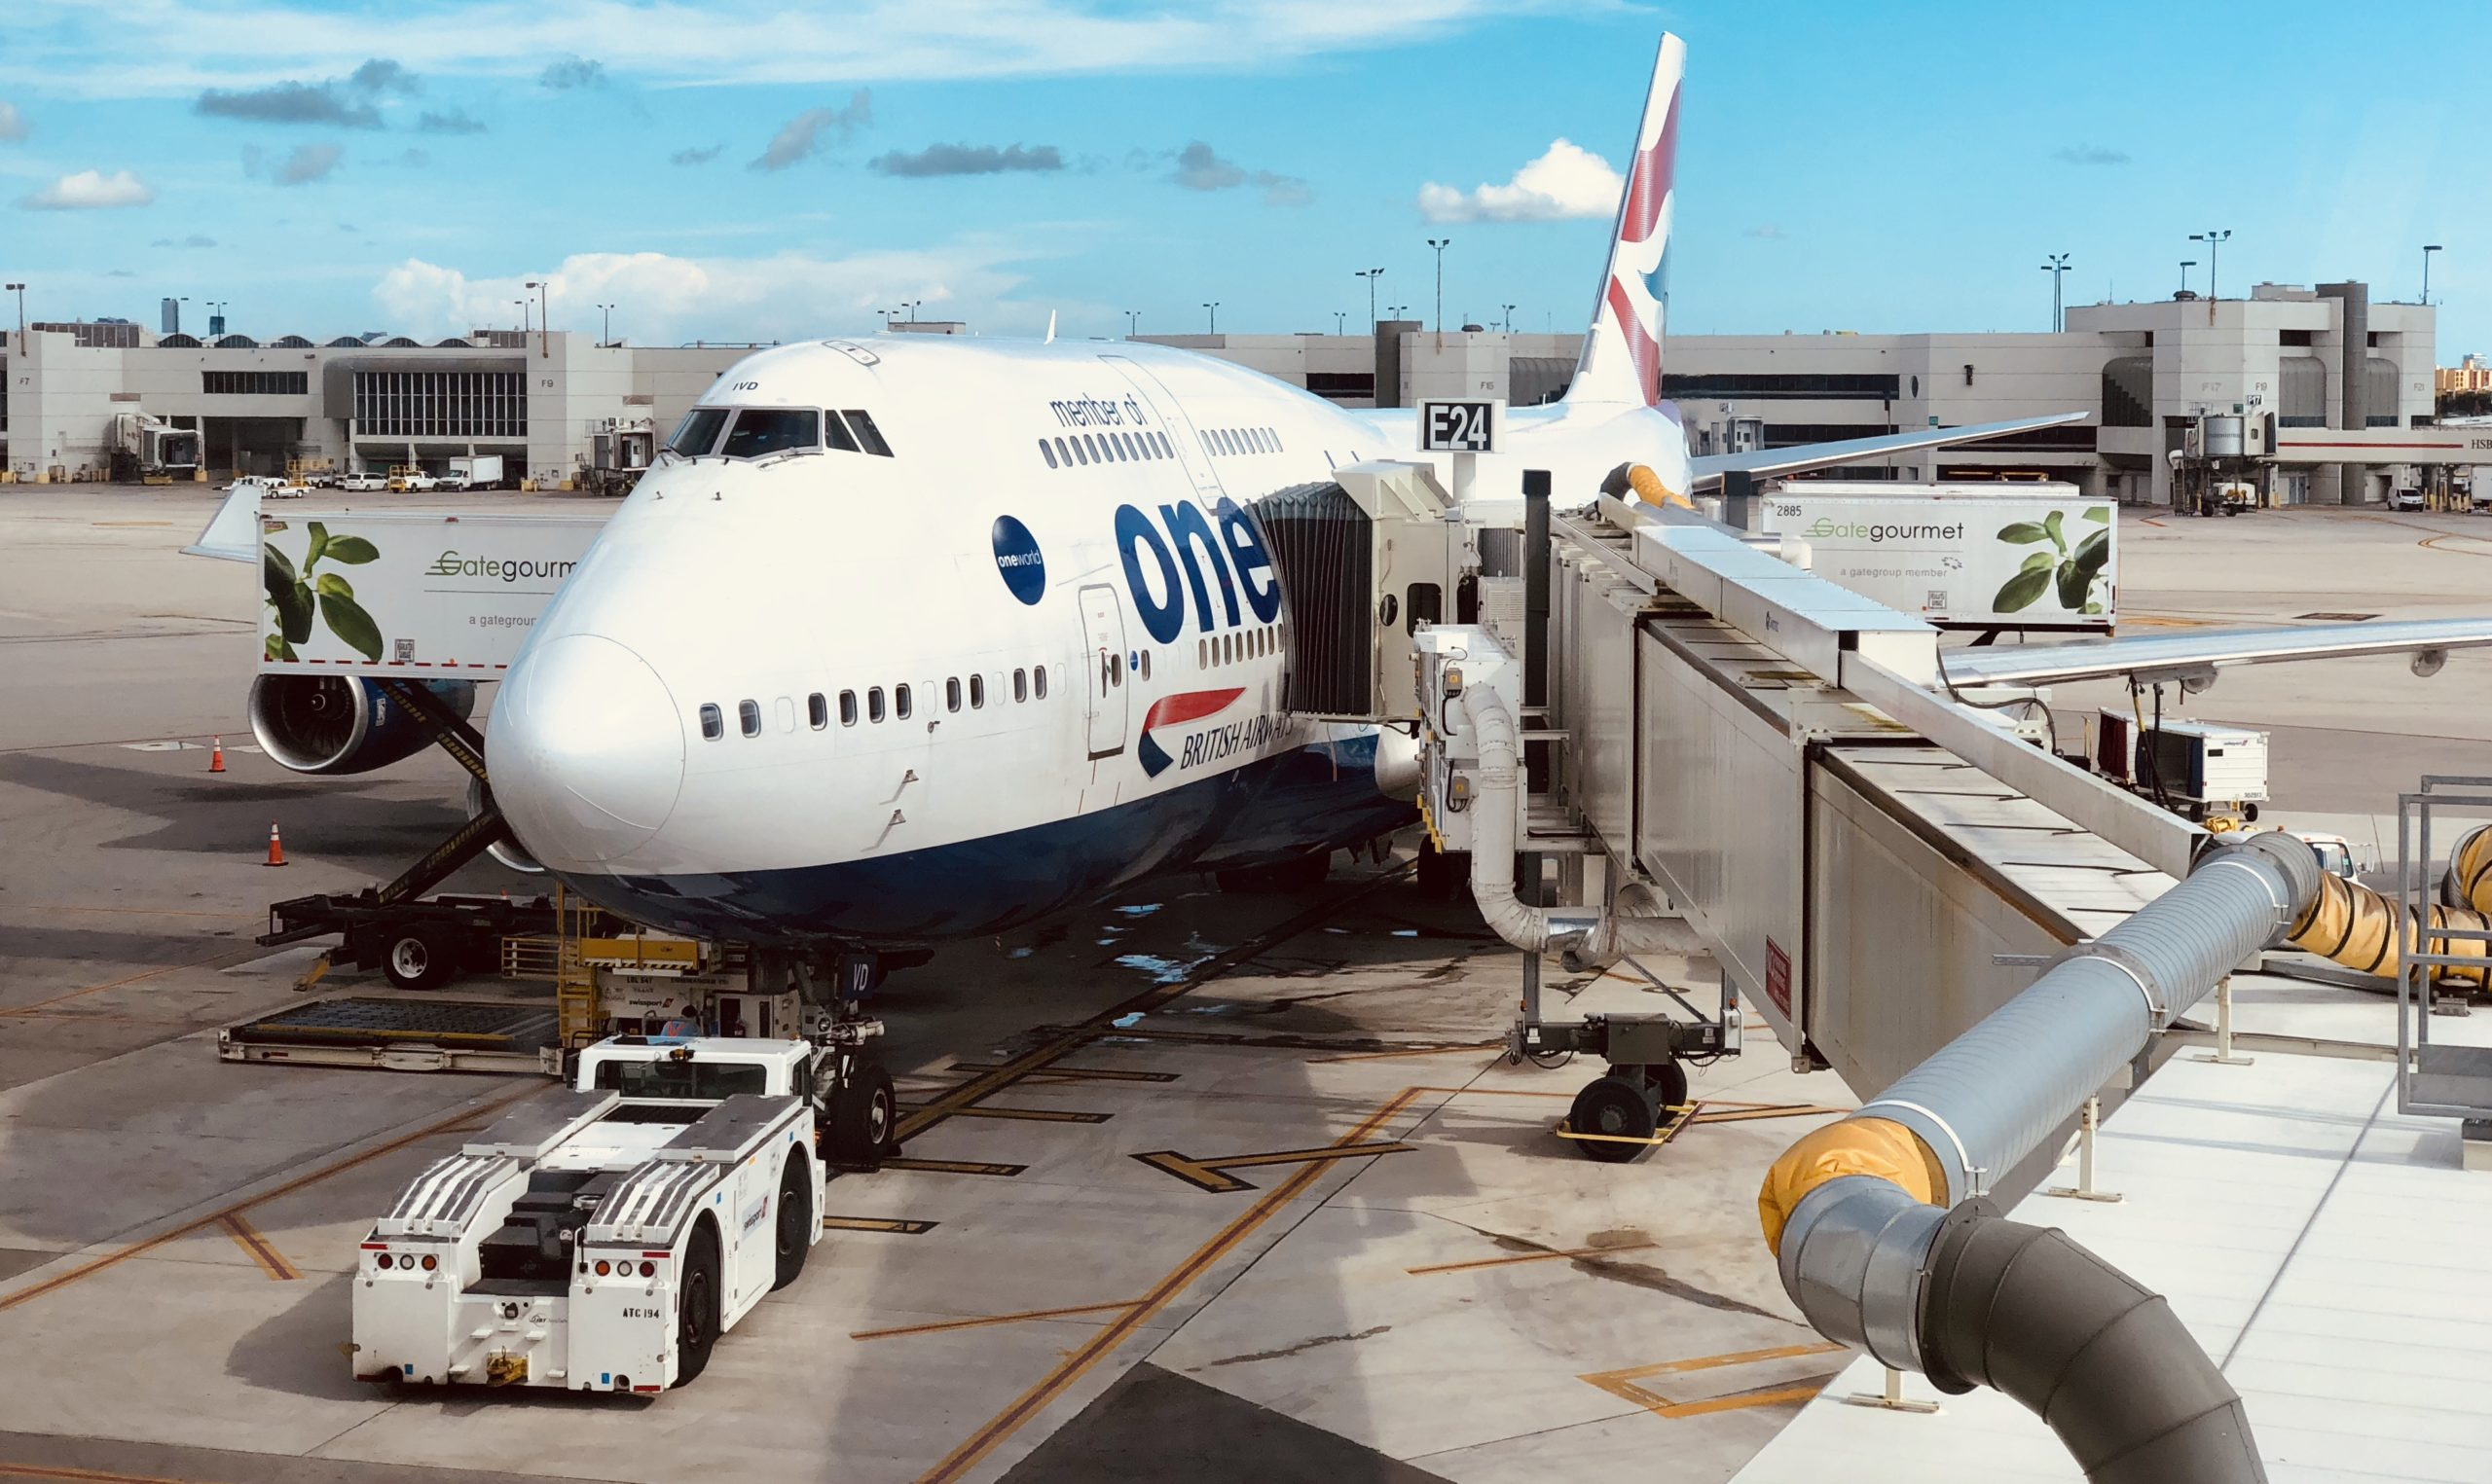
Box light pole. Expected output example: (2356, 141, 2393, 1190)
(2424, 243, 2443, 306)
(1202, 302, 1219, 334)
(1334, 311, 1346, 335)
(1125, 309, 1140, 337)
(2189, 229, 2230, 301)
(2040, 252, 2071, 332)
(1355, 267, 1383, 328)
(516, 300, 529, 335)
(596, 302, 614, 344)
(905, 299, 921, 324)
(5, 282, 20, 356)
(525, 279, 549, 356)
(2180, 260, 2196, 297)
(1501, 303, 1517, 333)
(1425, 237, 1449, 332)
(1387, 303, 1409, 319)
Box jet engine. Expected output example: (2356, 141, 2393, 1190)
(247, 674, 476, 776)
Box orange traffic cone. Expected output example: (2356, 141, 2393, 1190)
(208, 737, 227, 773)
(265, 821, 287, 868)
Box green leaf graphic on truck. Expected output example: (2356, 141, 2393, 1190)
(263, 521, 384, 661)
(1993, 506, 2111, 615)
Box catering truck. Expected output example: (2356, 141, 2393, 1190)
(352, 1034, 825, 1394)
(1755, 482, 2116, 633)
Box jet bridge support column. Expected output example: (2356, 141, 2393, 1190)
(1756, 831, 2320, 1483)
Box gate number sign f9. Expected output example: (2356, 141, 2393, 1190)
(1419, 398, 1503, 454)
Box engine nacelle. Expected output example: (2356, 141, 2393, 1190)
(247, 674, 476, 776)
(467, 776, 544, 874)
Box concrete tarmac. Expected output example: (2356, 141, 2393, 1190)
(0, 485, 1853, 1483)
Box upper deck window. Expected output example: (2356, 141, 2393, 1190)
(719, 409, 821, 459)
(668, 407, 730, 456)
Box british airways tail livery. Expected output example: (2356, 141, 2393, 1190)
(466, 33, 2065, 959)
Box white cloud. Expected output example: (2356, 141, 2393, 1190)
(1417, 137, 1620, 224)
(0, 0, 1560, 95)
(19, 167, 155, 209)
(373, 241, 1058, 344)
(0, 101, 26, 141)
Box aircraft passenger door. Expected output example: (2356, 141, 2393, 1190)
(1102, 354, 1225, 498)
(1078, 584, 1129, 760)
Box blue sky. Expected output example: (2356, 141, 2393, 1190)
(0, 0, 2482, 355)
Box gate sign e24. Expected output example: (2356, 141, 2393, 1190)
(1419, 398, 1502, 454)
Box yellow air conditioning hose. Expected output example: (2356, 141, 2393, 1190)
(2284, 826, 2492, 990)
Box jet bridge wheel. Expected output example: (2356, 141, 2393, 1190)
(1566, 1075, 1659, 1165)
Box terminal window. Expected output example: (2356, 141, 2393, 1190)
(1661, 372, 1901, 401)
(202, 370, 310, 396)
(351, 370, 527, 439)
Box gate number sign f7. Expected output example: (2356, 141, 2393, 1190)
(1419, 398, 1503, 454)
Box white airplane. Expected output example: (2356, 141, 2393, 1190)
(478, 34, 2079, 966)
(199, 33, 2490, 1007)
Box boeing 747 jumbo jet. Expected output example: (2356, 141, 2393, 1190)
(478, 35, 2073, 959)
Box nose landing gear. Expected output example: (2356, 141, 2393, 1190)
(772, 949, 902, 1170)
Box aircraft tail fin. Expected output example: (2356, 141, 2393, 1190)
(1562, 33, 1685, 408)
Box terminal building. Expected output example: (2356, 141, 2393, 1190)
(0, 279, 2440, 505)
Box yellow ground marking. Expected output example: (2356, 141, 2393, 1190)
(1406, 1240, 1661, 1276)
(879, 1157, 1027, 1177)
(852, 1298, 1145, 1342)
(0, 946, 264, 1018)
(942, 1062, 1180, 1085)
(217, 1213, 300, 1282)
(917, 1085, 1426, 1483)
(0, 1464, 202, 1483)
(896, 870, 1405, 1143)
(821, 1216, 937, 1235)
(0, 1083, 538, 1315)
(1688, 1104, 1851, 1125)
(1580, 1341, 1849, 1419)
(1132, 1140, 1416, 1194)
(1306, 1040, 1503, 1063)
(895, 1103, 1112, 1125)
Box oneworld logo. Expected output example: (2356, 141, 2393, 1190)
(990, 516, 1046, 605)
(1114, 498, 1282, 644)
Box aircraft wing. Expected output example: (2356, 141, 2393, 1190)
(1938, 618, 2492, 689)
(1688, 412, 2089, 489)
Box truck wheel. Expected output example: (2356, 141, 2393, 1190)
(675, 1222, 720, 1387)
(826, 1062, 896, 1165)
(1566, 1075, 1656, 1165)
(383, 924, 458, 991)
(772, 1155, 812, 1290)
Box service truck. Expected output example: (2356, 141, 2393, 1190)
(1756, 482, 2116, 633)
(442, 454, 504, 490)
(353, 1034, 826, 1394)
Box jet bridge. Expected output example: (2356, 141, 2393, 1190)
(1388, 467, 2492, 1482)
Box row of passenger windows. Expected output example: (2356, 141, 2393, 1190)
(1035, 423, 1289, 470)
(1199, 624, 1283, 668)
(668, 406, 896, 462)
(696, 668, 1051, 741)
(1206, 425, 1283, 457)
(1040, 428, 1174, 470)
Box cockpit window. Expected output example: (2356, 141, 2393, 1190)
(823, 411, 861, 453)
(668, 407, 730, 456)
(719, 409, 822, 459)
(842, 409, 895, 457)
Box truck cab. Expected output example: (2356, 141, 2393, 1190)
(353, 1035, 825, 1394)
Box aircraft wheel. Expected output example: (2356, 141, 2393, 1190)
(1567, 1075, 1656, 1164)
(826, 1061, 896, 1166)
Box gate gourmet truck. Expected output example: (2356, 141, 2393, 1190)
(353, 1035, 826, 1394)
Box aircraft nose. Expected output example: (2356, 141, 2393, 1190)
(489, 633, 685, 867)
